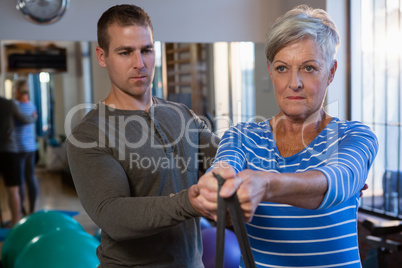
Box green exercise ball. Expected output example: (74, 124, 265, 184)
(1, 210, 84, 268)
(94, 228, 102, 242)
(14, 228, 100, 268)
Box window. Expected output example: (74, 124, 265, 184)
(152, 41, 163, 99)
(351, 0, 402, 218)
(213, 42, 255, 136)
(30, 72, 54, 137)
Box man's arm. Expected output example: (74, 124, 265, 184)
(186, 112, 221, 218)
(67, 132, 199, 242)
(197, 115, 220, 174)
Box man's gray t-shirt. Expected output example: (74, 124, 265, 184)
(67, 97, 219, 267)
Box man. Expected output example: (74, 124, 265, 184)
(67, 4, 219, 267)
(0, 96, 36, 227)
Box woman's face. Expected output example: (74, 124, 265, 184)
(268, 37, 337, 121)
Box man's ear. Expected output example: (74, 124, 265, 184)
(328, 60, 337, 85)
(96, 46, 107, 68)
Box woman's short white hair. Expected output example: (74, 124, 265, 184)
(265, 5, 340, 69)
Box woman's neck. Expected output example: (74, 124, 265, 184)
(271, 109, 330, 135)
(269, 109, 332, 157)
(17, 95, 30, 103)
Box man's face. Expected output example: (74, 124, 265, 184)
(96, 24, 156, 99)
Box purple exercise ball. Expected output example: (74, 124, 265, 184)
(201, 227, 241, 268)
(200, 217, 212, 230)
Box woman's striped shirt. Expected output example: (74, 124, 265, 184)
(14, 101, 37, 152)
(211, 118, 378, 268)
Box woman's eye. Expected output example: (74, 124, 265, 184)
(304, 65, 316, 72)
(276, 66, 287, 72)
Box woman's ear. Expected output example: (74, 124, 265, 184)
(267, 60, 273, 79)
(328, 60, 337, 85)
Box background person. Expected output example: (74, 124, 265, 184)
(0, 96, 36, 227)
(67, 4, 219, 267)
(14, 78, 38, 215)
(196, 5, 378, 268)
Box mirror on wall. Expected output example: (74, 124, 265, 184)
(1, 40, 278, 141)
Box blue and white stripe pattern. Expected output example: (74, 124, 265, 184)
(211, 118, 378, 268)
(14, 101, 37, 152)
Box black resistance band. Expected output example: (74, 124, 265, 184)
(213, 172, 256, 268)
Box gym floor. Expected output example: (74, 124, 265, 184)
(2, 167, 401, 267)
(0, 167, 99, 258)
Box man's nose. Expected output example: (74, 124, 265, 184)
(132, 51, 145, 69)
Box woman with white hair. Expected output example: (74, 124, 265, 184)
(196, 5, 378, 267)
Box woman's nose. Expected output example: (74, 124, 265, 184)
(288, 70, 303, 90)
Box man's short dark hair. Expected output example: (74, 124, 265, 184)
(97, 4, 154, 55)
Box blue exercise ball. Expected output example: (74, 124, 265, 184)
(1, 210, 85, 268)
(200, 217, 212, 230)
(14, 228, 100, 268)
(201, 227, 241, 268)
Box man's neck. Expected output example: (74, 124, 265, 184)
(103, 92, 153, 112)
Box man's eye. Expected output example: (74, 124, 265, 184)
(143, 49, 153, 54)
(120, 51, 129, 56)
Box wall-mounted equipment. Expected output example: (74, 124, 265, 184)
(5, 43, 67, 73)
